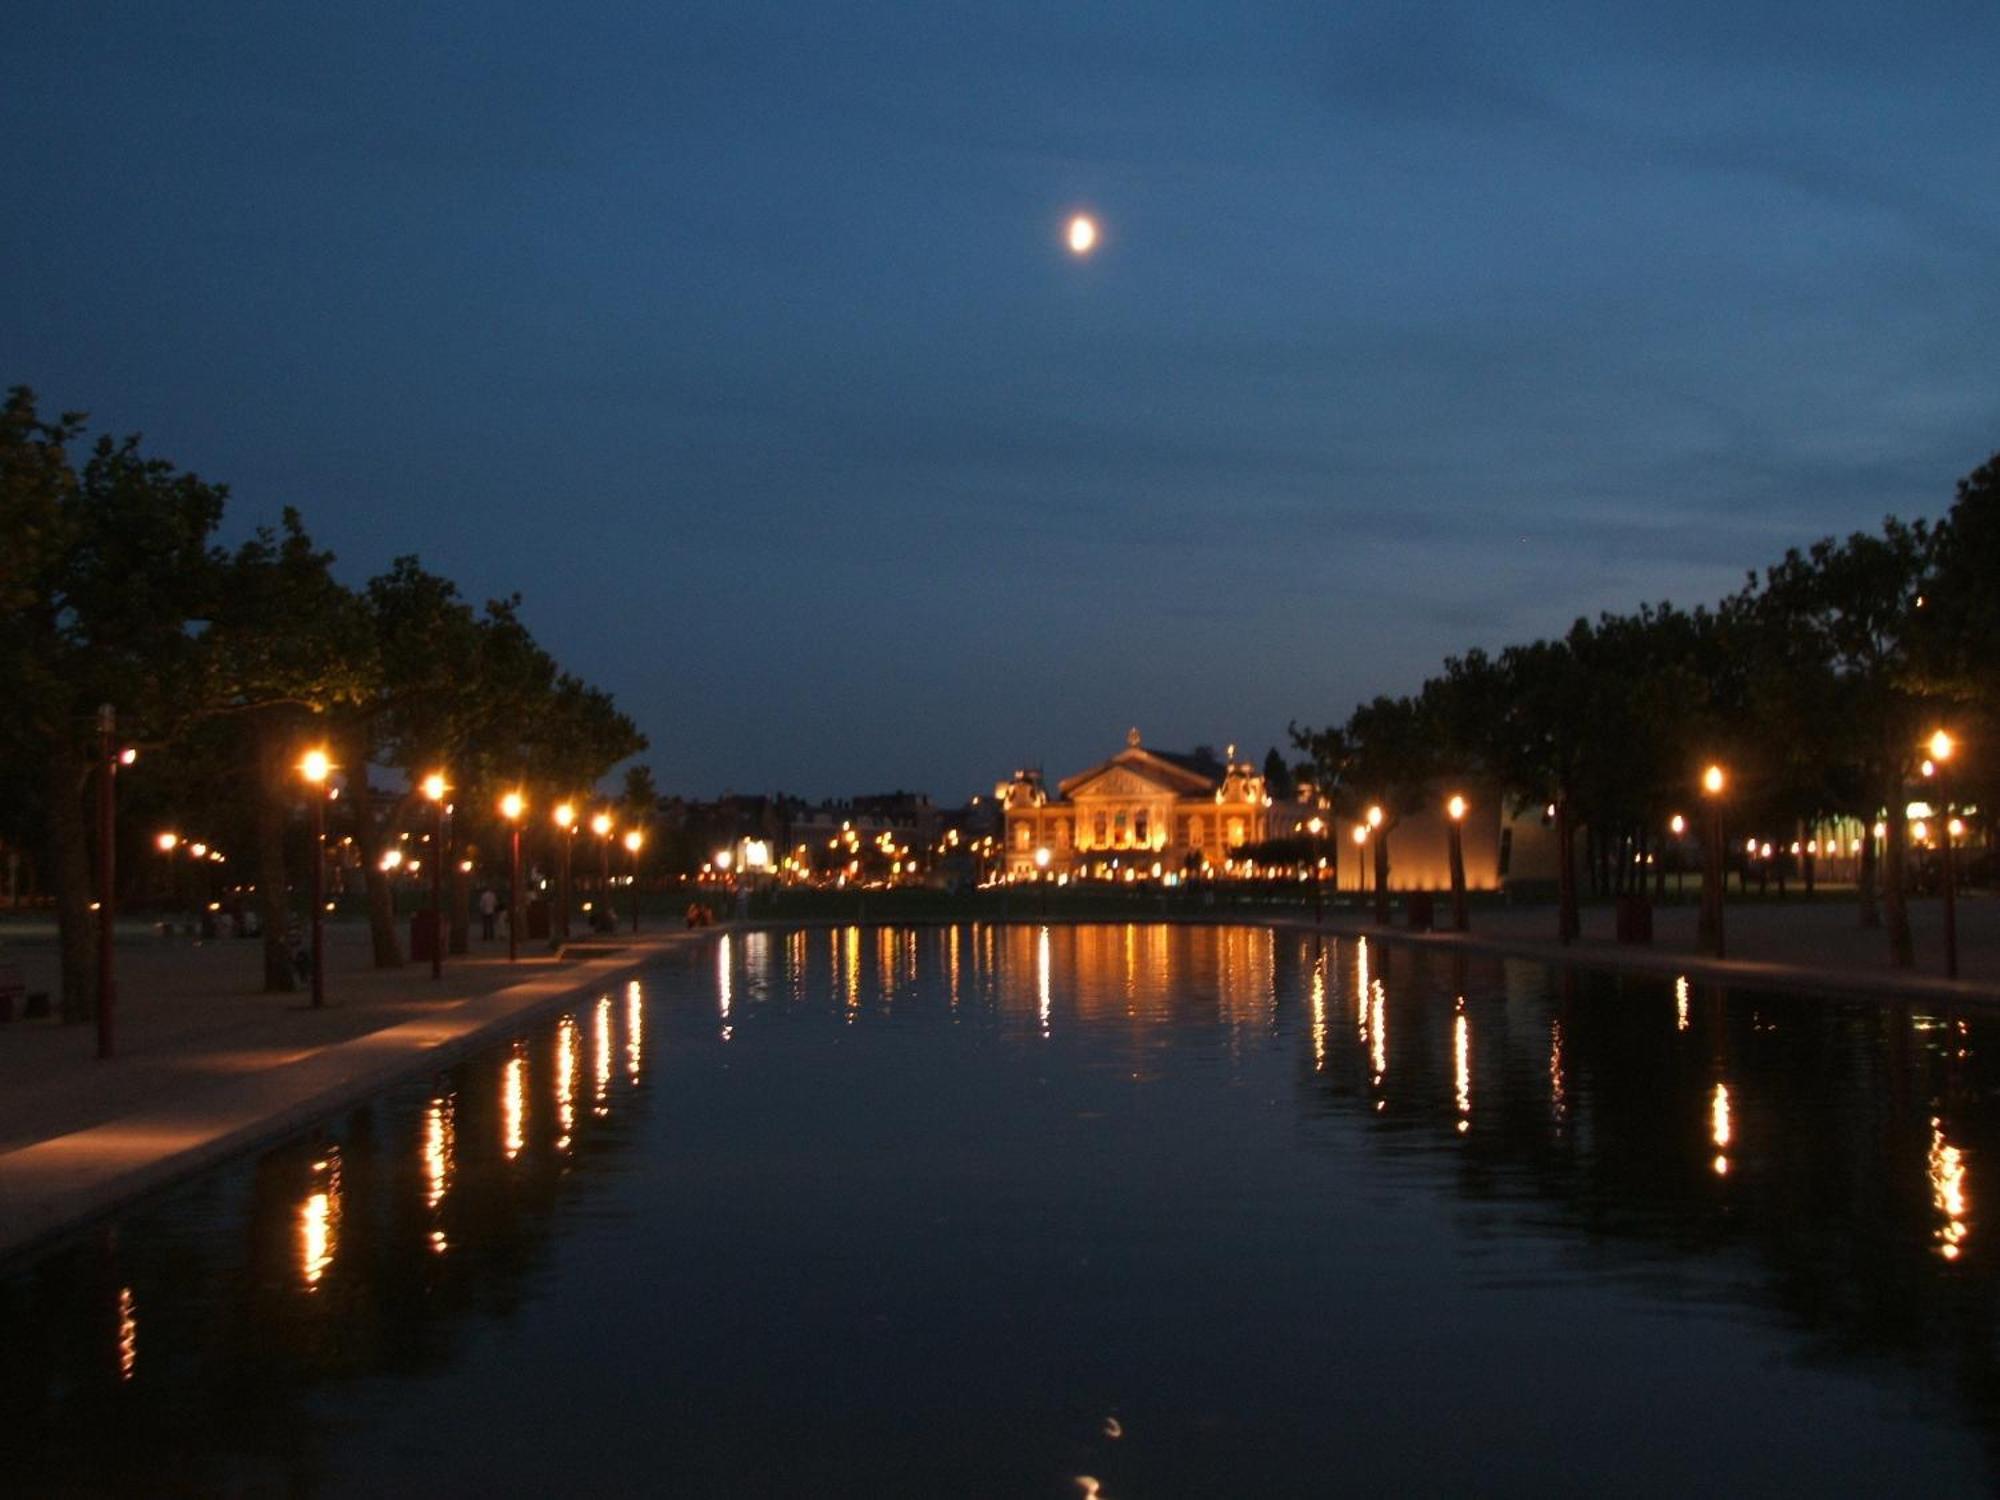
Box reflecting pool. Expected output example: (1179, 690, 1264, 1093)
(4, 924, 1998, 1496)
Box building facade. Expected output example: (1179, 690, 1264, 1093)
(999, 729, 1287, 879)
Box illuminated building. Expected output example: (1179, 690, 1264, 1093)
(999, 728, 1286, 879)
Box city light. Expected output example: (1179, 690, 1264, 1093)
(500, 791, 524, 821)
(623, 829, 644, 853)
(1446, 794, 1467, 821)
(422, 772, 447, 802)
(554, 801, 576, 830)
(591, 811, 613, 838)
(1930, 729, 1955, 763)
(300, 748, 331, 784)
(1702, 764, 1725, 795)
(1067, 214, 1098, 254)
(155, 831, 178, 853)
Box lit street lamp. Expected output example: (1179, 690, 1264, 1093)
(96, 705, 125, 1057)
(301, 747, 333, 1007)
(1699, 764, 1726, 959)
(1306, 816, 1325, 924)
(1365, 805, 1388, 927)
(553, 801, 576, 946)
(422, 772, 448, 980)
(1929, 729, 1959, 980)
(1446, 794, 1469, 932)
(500, 791, 525, 962)
(1669, 813, 1687, 897)
(624, 828, 644, 933)
(591, 811, 614, 907)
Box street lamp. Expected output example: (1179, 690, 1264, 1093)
(553, 801, 576, 945)
(1929, 730, 1958, 980)
(1699, 764, 1726, 959)
(422, 772, 448, 980)
(301, 747, 333, 1007)
(95, 705, 124, 1058)
(1446, 794, 1469, 932)
(1365, 805, 1388, 927)
(623, 828, 644, 933)
(500, 791, 525, 962)
(591, 811, 614, 907)
(1306, 816, 1325, 924)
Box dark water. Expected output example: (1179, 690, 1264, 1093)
(4, 924, 1998, 1497)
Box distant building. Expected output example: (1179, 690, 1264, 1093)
(999, 728, 1297, 880)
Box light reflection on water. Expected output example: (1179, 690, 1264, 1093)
(4, 925, 1999, 1497)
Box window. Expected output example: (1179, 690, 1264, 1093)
(1134, 810, 1149, 845)
(1016, 823, 1031, 849)
(1115, 810, 1128, 844)
(1189, 817, 1203, 847)
(1094, 813, 1108, 845)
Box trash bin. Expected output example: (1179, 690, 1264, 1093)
(410, 908, 441, 962)
(1406, 891, 1435, 931)
(1616, 893, 1653, 944)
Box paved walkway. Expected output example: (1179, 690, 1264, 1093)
(1288, 891, 2000, 1006)
(0, 920, 695, 1261)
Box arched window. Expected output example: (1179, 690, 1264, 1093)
(1094, 812, 1108, 845)
(1114, 810, 1128, 844)
(1134, 810, 1149, 845)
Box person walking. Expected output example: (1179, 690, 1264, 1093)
(478, 886, 498, 941)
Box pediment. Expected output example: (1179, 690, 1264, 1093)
(1065, 764, 1183, 801)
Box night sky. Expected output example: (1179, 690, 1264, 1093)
(7, 4, 1997, 800)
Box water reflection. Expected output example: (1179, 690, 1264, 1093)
(10, 930, 2000, 1496)
(1453, 1002, 1471, 1133)
(626, 980, 643, 1082)
(300, 1149, 341, 1291)
(117, 1287, 135, 1383)
(718, 932, 734, 1043)
(503, 1048, 526, 1160)
(556, 1015, 579, 1151)
(1932, 1119, 1969, 1261)
(1711, 1082, 1733, 1177)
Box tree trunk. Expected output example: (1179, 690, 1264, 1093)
(46, 741, 97, 1023)
(1858, 817, 1880, 927)
(1883, 783, 1914, 969)
(1556, 795, 1579, 944)
(255, 720, 298, 992)
(348, 771, 406, 968)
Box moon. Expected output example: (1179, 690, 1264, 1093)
(1066, 214, 1098, 255)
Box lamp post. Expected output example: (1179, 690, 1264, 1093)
(1446, 794, 1469, 932)
(500, 792, 525, 962)
(301, 747, 332, 1007)
(1669, 814, 1687, 897)
(553, 802, 576, 945)
(624, 829, 644, 932)
(96, 705, 123, 1058)
(1366, 804, 1388, 926)
(1699, 764, 1726, 959)
(1930, 730, 1958, 981)
(1306, 816, 1325, 924)
(591, 811, 613, 910)
(422, 773, 448, 980)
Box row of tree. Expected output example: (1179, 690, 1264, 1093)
(1292, 453, 2000, 966)
(1, 387, 647, 1016)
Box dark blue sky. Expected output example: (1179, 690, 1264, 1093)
(7, 3, 1997, 799)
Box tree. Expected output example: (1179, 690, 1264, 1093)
(1261, 747, 1293, 801)
(0, 389, 225, 1019)
(200, 511, 375, 989)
